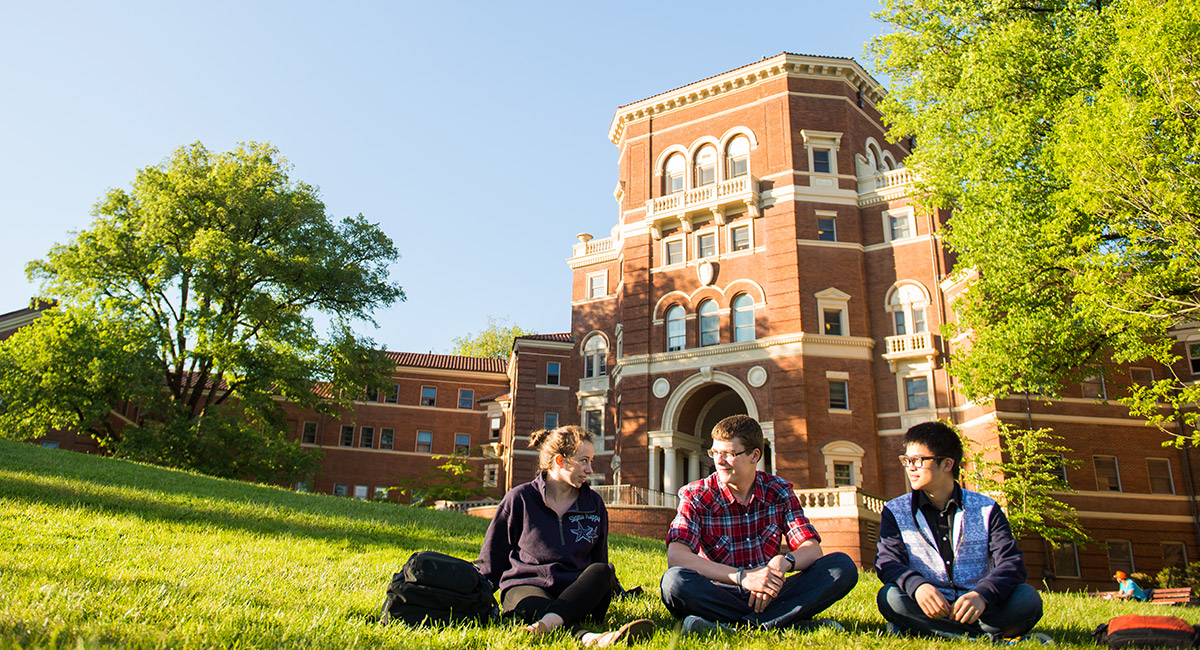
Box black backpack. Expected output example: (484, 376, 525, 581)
(380, 551, 498, 626)
(1093, 614, 1200, 648)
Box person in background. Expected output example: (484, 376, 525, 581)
(477, 426, 655, 647)
(1114, 571, 1149, 602)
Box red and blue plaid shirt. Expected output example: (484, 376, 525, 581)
(666, 470, 820, 569)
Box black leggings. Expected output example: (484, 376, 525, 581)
(501, 563, 613, 637)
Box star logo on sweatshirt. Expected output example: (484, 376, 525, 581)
(571, 522, 598, 544)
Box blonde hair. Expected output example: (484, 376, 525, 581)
(529, 425, 593, 472)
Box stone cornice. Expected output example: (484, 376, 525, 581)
(609, 53, 887, 145)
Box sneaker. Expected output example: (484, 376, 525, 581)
(1000, 632, 1055, 646)
(795, 618, 845, 633)
(680, 615, 727, 636)
(884, 621, 904, 637)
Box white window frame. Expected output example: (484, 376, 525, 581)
(301, 421, 317, 445)
(883, 206, 915, 243)
(1130, 367, 1154, 386)
(353, 485, 369, 500)
(458, 388, 474, 410)
(587, 272, 607, 299)
(374, 486, 389, 500)
(385, 383, 399, 404)
(666, 305, 687, 351)
(1081, 374, 1107, 400)
(663, 235, 686, 266)
(695, 227, 718, 260)
(698, 300, 720, 347)
(694, 145, 718, 187)
(333, 483, 348, 497)
(454, 433, 471, 456)
(420, 385, 437, 407)
(815, 288, 851, 337)
(728, 223, 752, 253)
(664, 153, 685, 195)
(583, 335, 608, 378)
(828, 379, 849, 411)
(1189, 341, 1200, 376)
(416, 430, 433, 454)
(340, 425, 354, 447)
(1147, 458, 1175, 495)
(732, 294, 755, 342)
(822, 440, 864, 488)
(544, 412, 559, 429)
(1052, 542, 1081, 579)
(801, 130, 842, 177)
(1094, 455, 1122, 492)
(815, 210, 837, 242)
(489, 415, 501, 440)
(359, 426, 374, 448)
(887, 283, 930, 336)
(380, 427, 394, 450)
(584, 408, 603, 438)
(1107, 538, 1135, 575)
(483, 463, 499, 488)
(903, 375, 931, 412)
(546, 361, 561, 386)
(726, 135, 750, 179)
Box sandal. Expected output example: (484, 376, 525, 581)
(584, 619, 656, 647)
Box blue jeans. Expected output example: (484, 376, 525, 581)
(660, 552, 858, 630)
(877, 582, 1043, 639)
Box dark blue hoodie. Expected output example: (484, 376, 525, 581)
(476, 472, 608, 595)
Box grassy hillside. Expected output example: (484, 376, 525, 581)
(1, 440, 1195, 649)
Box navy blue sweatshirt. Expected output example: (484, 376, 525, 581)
(476, 472, 608, 595)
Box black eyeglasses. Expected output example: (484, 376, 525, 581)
(898, 455, 944, 469)
(707, 448, 753, 462)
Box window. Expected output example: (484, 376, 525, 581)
(665, 238, 684, 265)
(1081, 374, 1107, 400)
(544, 412, 559, 429)
(887, 284, 929, 336)
(829, 380, 849, 410)
(666, 305, 686, 351)
(420, 386, 437, 407)
(726, 136, 750, 179)
(484, 464, 499, 488)
(353, 485, 369, 500)
(454, 434, 471, 456)
(490, 415, 501, 440)
(340, 425, 354, 447)
(380, 428, 394, 450)
(1094, 455, 1122, 491)
(359, 426, 374, 448)
(416, 431, 433, 454)
(812, 148, 831, 174)
(833, 462, 853, 487)
(732, 294, 755, 342)
(301, 422, 317, 444)
(1052, 542, 1081, 578)
(1148, 458, 1175, 494)
(1190, 343, 1200, 375)
(583, 336, 608, 378)
(1047, 454, 1067, 482)
(823, 309, 843, 336)
(694, 145, 717, 186)
(458, 389, 474, 410)
(585, 409, 602, 438)
(587, 272, 607, 299)
(889, 212, 911, 240)
(374, 487, 389, 500)
(697, 232, 717, 259)
(1108, 539, 1135, 575)
(665, 153, 685, 194)
(333, 483, 348, 497)
(1131, 367, 1154, 386)
(730, 225, 750, 252)
(1164, 542, 1188, 570)
(365, 386, 378, 402)
(817, 216, 836, 242)
(546, 362, 561, 386)
(904, 377, 930, 411)
(699, 300, 719, 347)
(295, 481, 310, 492)
(385, 383, 399, 404)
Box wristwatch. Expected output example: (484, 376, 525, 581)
(784, 552, 796, 572)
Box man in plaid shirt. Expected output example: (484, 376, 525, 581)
(660, 415, 858, 634)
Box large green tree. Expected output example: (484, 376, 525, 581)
(450, 316, 535, 359)
(871, 0, 1200, 438)
(0, 142, 402, 481)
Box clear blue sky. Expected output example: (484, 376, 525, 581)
(0, 0, 890, 354)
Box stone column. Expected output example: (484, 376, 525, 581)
(648, 446, 660, 494)
(663, 447, 678, 496)
(688, 450, 700, 485)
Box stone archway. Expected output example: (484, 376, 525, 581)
(649, 370, 759, 494)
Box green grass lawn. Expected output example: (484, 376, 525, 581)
(1, 440, 1197, 649)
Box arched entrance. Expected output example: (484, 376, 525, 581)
(649, 370, 765, 494)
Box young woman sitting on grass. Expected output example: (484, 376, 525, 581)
(476, 426, 655, 647)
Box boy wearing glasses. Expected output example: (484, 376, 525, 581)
(660, 415, 858, 635)
(876, 421, 1046, 642)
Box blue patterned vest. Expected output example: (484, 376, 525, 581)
(884, 489, 996, 601)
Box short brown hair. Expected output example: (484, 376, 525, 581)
(529, 425, 593, 472)
(711, 415, 762, 454)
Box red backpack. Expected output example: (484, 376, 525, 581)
(1093, 614, 1200, 648)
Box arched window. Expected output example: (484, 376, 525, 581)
(666, 306, 686, 352)
(868, 142, 884, 172)
(888, 284, 929, 336)
(664, 154, 685, 195)
(732, 294, 755, 342)
(699, 300, 719, 347)
(583, 335, 608, 378)
(726, 136, 750, 179)
(694, 146, 717, 187)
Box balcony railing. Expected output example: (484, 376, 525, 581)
(571, 236, 616, 259)
(646, 175, 759, 221)
(795, 487, 885, 521)
(882, 331, 939, 372)
(593, 484, 679, 508)
(857, 167, 913, 195)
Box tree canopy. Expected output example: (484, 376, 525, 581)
(871, 0, 1200, 437)
(450, 316, 535, 359)
(0, 142, 402, 481)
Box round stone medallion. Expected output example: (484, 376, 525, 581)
(652, 377, 670, 398)
(747, 366, 767, 388)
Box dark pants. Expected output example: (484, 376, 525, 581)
(502, 562, 613, 637)
(876, 582, 1043, 639)
(659, 552, 858, 630)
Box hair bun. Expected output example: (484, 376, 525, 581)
(528, 429, 548, 449)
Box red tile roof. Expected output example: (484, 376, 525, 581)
(384, 351, 507, 373)
(515, 333, 573, 343)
